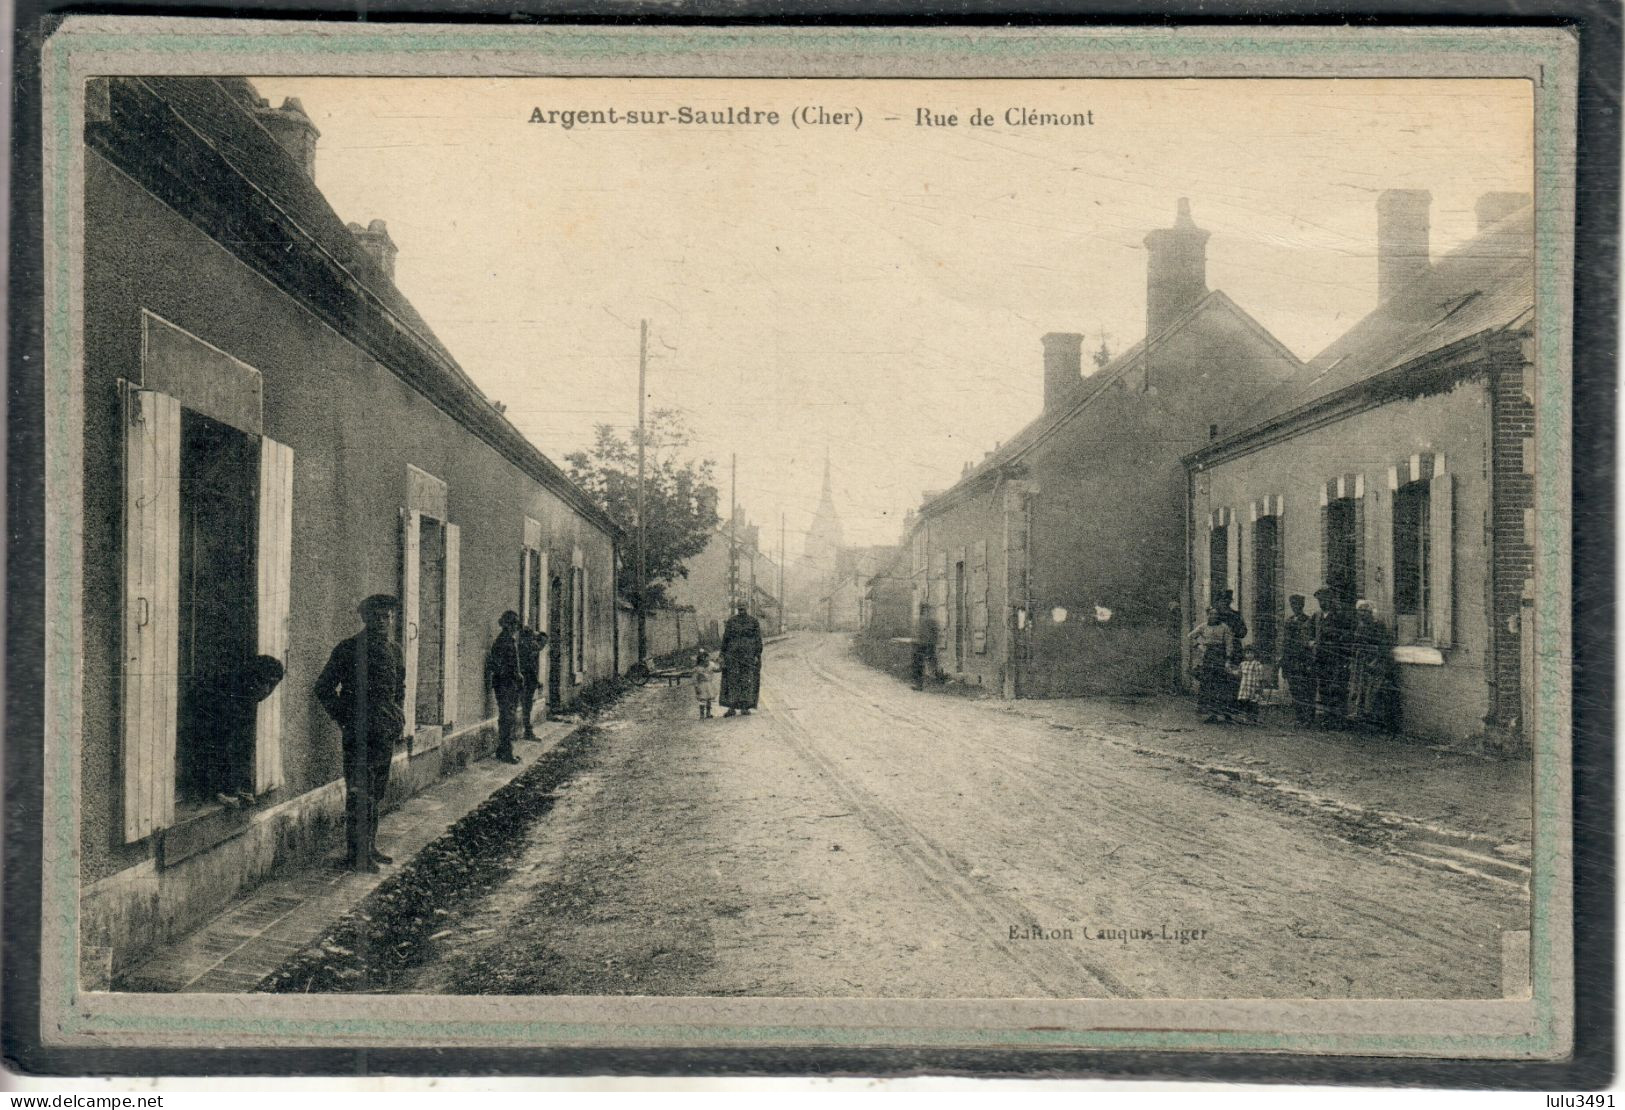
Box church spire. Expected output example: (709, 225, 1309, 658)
(802, 448, 844, 566)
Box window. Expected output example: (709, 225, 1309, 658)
(1393, 481, 1431, 641)
(1251, 515, 1281, 659)
(400, 472, 460, 741)
(520, 517, 546, 638)
(523, 550, 543, 630)
(1208, 525, 1228, 607)
(120, 384, 293, 842)
(1324, 498, 1359, 610)
(1390, 468, 1453, 647)
(176, 411, 258, 810)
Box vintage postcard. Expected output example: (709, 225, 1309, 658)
(27, 20, 1577, 1063)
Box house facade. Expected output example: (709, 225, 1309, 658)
(1185, 191, 1534, 749)
(817, 544, 901, 632)
(914, 201, 1306, 697)
(861, 547, 916, 640)
(665, 515, 783, 645)
(80, 77, 624, 981)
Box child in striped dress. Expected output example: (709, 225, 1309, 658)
(1235, 646, 1266, 724)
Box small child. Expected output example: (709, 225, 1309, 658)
(693, 650, 715, 719)
(1235, 646, 1266, 724)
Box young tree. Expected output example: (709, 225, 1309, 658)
(564, 408, 721, 609)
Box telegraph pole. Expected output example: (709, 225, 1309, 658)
(728, 453, 738, 608)
(635, 319, 648, 663)
(779, 512, 787, 634)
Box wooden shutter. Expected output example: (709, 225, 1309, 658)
(571, 548, 585, 682)
(1429, 472, 1454, 647)
(401, 509, 421, 738)
(971, 540, 989, 652)
(254, 436, 294, 793)
(122, 387, 181, 842)
(520, 517, 542, 627)
(518, 551, 531, 628)
(442, 523, 460, 727)
(581, 563, 591, 679)
(537, 550, 550, 705)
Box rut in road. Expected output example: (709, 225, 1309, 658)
(780, 634, 1526, 999)
(764, 651, 1131, 997)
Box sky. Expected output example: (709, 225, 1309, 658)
(252, 77, 1533, 556)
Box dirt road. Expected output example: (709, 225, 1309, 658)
(396, 632, 1529, 999)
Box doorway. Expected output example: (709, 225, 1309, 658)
(954, 559, 967, 670)
(548, 574, 565, 709)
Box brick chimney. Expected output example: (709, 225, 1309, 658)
(1143, 198, 1210, 339)
(256, 96, 319, 179)
(1041, 332, 1085, 413)
(1377, 189, 1432, 303)
(347, 219, 398, 282)
(1475, 191, 1531, 233)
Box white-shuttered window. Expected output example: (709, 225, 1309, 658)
(520, 518, 549, 708)
(971, 540, 990, 654)
(401, 470, 460, 742)
(570, 547, 587, 683)
(121, 384, 293, 842)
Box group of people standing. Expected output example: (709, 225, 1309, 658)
(1190, 588, 1399, 732)
(312, 595, 551, 874)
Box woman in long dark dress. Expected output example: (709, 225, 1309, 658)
(1188, 607, 1237, 723)
(719, 603, 763, 717)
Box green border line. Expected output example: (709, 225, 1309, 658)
(41, 24, 1572, 1055)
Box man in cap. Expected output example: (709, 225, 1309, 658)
(486, 610, 525, 763)
(314, 594, 406, 873)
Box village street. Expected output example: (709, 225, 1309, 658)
(364, 632, 1530, 1001)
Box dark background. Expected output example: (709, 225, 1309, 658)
(5, 0, 1617, 1085)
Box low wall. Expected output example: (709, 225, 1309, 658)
(853, 630, 914, 685)
(1022, 619, 1181, 698)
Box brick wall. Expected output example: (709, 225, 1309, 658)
(1488, 333, 1536, 746)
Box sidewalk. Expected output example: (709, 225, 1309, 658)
(991, 694, 1533, 853)
(117, 717, 581, 992)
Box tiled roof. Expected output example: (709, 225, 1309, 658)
(921, 290, 1298, 514)
(1230, 203, 1534, 432)
(90, 77, 624, 540)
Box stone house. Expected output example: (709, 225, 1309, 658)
(1184, 190, 1534, 748)
(914, 201, 1305, 697)
(79, 78, 624, 979)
